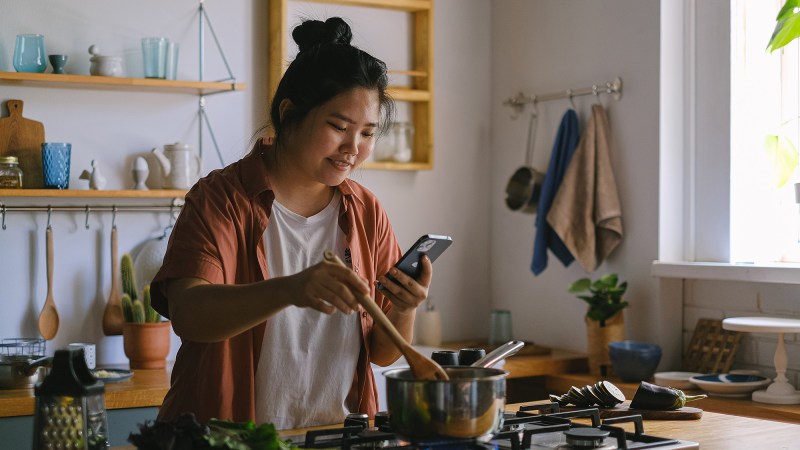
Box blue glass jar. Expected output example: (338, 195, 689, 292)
(13, 34, 47, 73)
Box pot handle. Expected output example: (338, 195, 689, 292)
(471, 340, 525, 368)
(23, 356, 52, 376)
(523, 113, 538, 167)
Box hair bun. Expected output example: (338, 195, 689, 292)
(293, 17, 353, 52)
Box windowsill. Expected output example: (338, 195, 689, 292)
(651, 260, 800, 284)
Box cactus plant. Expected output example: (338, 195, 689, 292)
(121, 253, 138, 302)
(120, 253, 161, 323)
(122, 293, 134, 323)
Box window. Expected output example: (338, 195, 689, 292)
(731, 0, 800, 263)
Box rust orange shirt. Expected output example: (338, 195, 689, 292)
(150, 140, 401, 424)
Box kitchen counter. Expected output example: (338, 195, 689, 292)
(0, 344, 585, 418)
(544, 373, 800, 424)
(269, 401, 800, 449)
(0, 366, 170, 418)
(107, 403, 800, 449)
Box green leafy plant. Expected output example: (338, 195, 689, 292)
(120, 253, 161, 323)
(568, 273, 629, 325)
(768, 1, 800, 53)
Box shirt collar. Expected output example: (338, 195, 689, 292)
(240, 138, 365, 207)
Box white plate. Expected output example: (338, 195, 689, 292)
(654, 371, 704, 390)
(689, 374, 771, 397)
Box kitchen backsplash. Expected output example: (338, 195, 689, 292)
(682, 279, 800, 386)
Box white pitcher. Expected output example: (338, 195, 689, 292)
(151, 142, 202, 189)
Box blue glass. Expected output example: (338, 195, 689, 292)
(13, 34, 47, 73)
(42, 143, 71, 189)
(141, 37, 167, 79)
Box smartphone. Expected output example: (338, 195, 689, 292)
(377, 234, 453, 290)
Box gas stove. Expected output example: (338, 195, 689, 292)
(283, 403, 700, 450)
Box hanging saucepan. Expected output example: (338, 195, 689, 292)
(384, 340, 524, 441)
(504, 111, 545, 214)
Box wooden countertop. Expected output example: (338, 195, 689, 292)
(0, 366, 170, 418)
(544, 373, 800, 424)
(506, 400, 800, 449)
(0, 344, 585, 418)
(439, 340, 588, 378)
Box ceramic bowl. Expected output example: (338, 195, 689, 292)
(688, 373, 771, 397)
(654, 371, 704, 390)
(608, 341, 662, 382)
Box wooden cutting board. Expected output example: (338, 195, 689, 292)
(0, 99, 45, 188)
(562, 403, 703, 420)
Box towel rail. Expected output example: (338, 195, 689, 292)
(503, 77, 622, 117)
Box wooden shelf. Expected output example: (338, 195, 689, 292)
(0, 189, 187, 199)
(0, 71, 246, 95)
(361, 161, 432, 170)
(297, 0, 431, 12)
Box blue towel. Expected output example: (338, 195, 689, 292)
(531, 109, 580, 275)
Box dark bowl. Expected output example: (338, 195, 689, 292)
(608, 341, 662, 382)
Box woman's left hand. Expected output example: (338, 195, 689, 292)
(376, 255, 432, 312)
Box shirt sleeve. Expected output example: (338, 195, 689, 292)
(150, 183, 236, 318)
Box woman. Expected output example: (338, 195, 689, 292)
(150, 17, 433, 428)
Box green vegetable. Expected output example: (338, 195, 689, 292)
(206, 419, 295, 450)
(128, 413, 296, 450)
(630, 381, 707, 410)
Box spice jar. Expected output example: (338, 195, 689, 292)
(0, 156, 23, 188)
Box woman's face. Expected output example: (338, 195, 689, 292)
(284, 87, 380, 186)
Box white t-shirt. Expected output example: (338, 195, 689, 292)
(255, 191, 361, 429)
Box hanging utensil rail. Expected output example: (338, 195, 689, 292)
(0, 200, 183, 230)
(503, 76, 623, 117)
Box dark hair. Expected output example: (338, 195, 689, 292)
(269, 17, 395, 146)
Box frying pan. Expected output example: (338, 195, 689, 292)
(505, 113, 545, 214)
(384, 341, 525, 441)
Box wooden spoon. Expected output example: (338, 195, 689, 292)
(323, 250, 449, 381)
(38, 225, 59, 340)
(102, 225, 124, 335)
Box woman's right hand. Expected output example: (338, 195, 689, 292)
(284, 258, 370, 315)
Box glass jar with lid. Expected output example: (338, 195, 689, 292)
(0, 156, 23, 188)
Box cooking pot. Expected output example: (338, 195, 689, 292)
(384, 340, 524, 440)
(0, 355, 51, 389)
(505, 112, 545, 214)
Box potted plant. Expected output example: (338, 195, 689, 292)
(120, 253, 171, 369)
(568, 273, 628, 376)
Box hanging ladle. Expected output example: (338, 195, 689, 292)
(323, 251, 449, 381)
(38, 211, 60, 340)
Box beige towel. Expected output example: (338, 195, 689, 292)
(546, 104, 623, 272)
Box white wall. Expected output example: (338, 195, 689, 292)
(489, 1, 662, 354)
(0, 1, 494, 365)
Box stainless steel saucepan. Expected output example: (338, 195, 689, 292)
(505, 113, 545, 214)
(0, 355, 51, 389)
(384, 340, 525, 440)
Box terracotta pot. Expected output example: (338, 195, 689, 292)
(122, 321, 171, 369)
(585, 312, 625, 376)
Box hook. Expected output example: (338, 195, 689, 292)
(111, 205, 117, 229)
(46, 206, 52, 229)
(1, 205, 5, 230)
(567, 89, 577, 110)
(84, 206, 91, 230)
